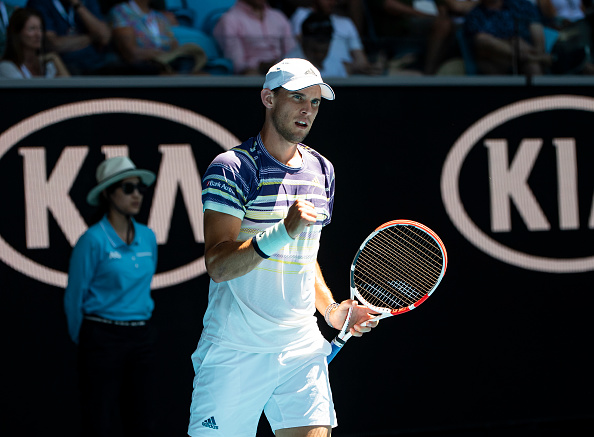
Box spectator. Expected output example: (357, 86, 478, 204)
(536, 0, 594, 73)
(271, 0, 366, 34)
(0, 7, 69, 78)
(335, 0, 365, 35)
(108, 0, 207, 74)
(269, 0, 313, 17)
(288, 12, 338, 74)
(434, 0, 479, 72)
(213, 0, 297, 75)
(366, 0, 454, 74)
(290, 0, 381, 75)
(537, 0, 589, 29)
(441, 0, 479, 25)
(26, 0, 123, 75)
(0, 0, 18, 57)
(464, 0, 552, 74)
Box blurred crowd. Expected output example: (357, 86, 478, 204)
(1, 0, 594, 78)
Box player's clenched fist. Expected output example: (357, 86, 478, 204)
(284, 199, 317, 238)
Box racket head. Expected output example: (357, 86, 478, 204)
(350, 220, 447, 316)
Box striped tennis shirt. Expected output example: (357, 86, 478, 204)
(200, 134, 335, 352)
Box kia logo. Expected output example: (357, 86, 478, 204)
(441, 95, 594, 273)
(0, 98, 240, 288)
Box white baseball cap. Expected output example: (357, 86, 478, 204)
(263, 58, 335, 100)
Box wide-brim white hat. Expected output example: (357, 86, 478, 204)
(86, 156, 156, 206)
(263, 58, 335, 100)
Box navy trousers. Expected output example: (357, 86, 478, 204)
(78, 319, 157, 437)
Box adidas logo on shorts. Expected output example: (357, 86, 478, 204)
(201, 416, 219, 430)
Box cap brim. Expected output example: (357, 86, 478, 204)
(86, 169, 156, 206)
(282, 77, 335, 100)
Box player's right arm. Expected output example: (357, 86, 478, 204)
(204, 199, 317, 283)
(203, 209, 261, 283)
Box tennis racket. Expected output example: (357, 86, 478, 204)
(326, 220, 448, 363)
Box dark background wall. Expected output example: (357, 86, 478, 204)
(0, 77, 593, 436)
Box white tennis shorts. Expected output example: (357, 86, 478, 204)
(187, 339, 337, 436)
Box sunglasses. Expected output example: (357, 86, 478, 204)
(118, 181, 148, 195)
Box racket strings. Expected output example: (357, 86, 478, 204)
(355, 249, 420, 306)
(354, 255, 421, 308)
(359, 232, 442, 295)
(377, 228, 443, 284)
(355, 254, 438, 308)
(353, 226, 444, 310)
(383, 226, 442, 264)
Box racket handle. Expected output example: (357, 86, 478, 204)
(327, 336, 348, 364)
(326, 305, 355, 364)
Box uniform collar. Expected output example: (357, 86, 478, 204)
(100, 215, 141, 248)
(237, 1, 270, 19)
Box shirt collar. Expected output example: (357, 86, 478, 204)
(100, 215, 141, 248)
(237, 0, 270, 19)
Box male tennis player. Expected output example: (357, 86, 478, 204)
(188, 58, 378, 437)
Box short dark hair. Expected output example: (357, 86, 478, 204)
(301, 12, 333, 42)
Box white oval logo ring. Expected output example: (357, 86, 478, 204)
(0, 98, 240, 288)
(441, 95, 594, 273)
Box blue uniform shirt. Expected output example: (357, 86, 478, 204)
(64, 215, 158, 344)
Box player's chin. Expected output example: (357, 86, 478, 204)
(292, 126, 310, 142)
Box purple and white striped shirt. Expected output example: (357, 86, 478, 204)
(200, 134, 335, 352)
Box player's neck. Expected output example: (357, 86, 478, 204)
(259, 128, 302, 167)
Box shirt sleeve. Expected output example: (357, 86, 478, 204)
(108, 4, 128, 29)
(341, 17, 364, 52)
(201, 151, 251, 220)
(156, 12, 177, 48)
(0, 61, 24, 78)
(213, 14, 248, 73)
(63, 232, 99, 344)
(44, 60, 58, 78)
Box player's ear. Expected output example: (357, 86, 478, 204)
(261, 89, 274, 109)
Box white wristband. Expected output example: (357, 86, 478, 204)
(252, 221, 294, 259)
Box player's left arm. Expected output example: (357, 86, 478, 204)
(314, 261, 378, 336)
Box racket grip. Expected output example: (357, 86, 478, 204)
(326, 338, 345, 364)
